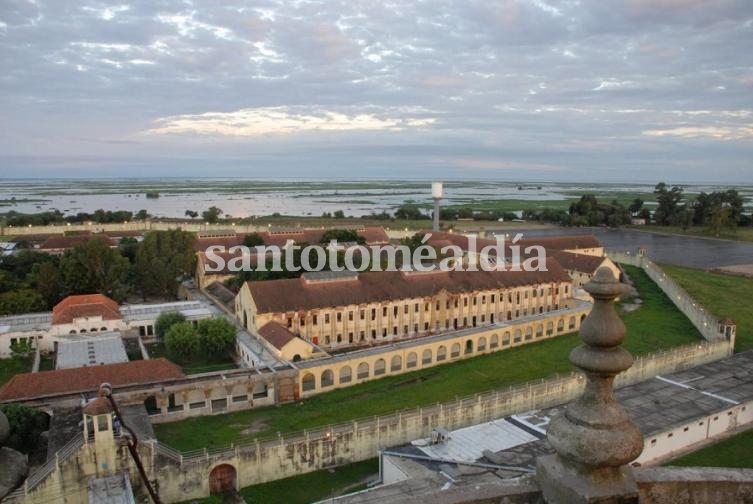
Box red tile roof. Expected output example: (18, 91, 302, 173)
(198, 251, 259, 275)
(52, 294, 122, 325)
(258, 321, 298, 350)
(547, 250, 607, 275)
(0, 358, 184, 402)
(248, 259, 570, 314)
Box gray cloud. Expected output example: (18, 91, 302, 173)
(0, 0, 751, 182)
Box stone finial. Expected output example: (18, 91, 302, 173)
(537, 267, 644, 504)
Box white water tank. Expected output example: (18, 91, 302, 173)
(432, 181, 444, 199)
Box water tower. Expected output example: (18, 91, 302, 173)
(432, 182, 443, 232)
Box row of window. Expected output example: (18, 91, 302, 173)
(284, 284, 569, 329)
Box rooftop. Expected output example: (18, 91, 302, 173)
(0, 358, 184, 402)
(55, 335, 129, 369)
(258, 321, 298, 350)
(52, 294, 122, 325)
(247, 258, 570, 314)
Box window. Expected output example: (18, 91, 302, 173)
(348, 332, 353, 343)
(349, 311, 354, 321)
(464, 298, 468, 307)
(360, 310, 365, 320)
(404, 305, 409, 314)
(337, 313, 342, 322)
(414, 303, 419, 312)
(325, 314, 330, 324)
(313, 315, 318, 325)
(383, 306, 388, 317)
(394, 306, 398, 317)
(371, 308, 376, 320)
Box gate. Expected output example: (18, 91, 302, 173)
(209, 464, 237, 494)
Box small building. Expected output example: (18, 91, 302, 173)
(258, 321, 316, 362)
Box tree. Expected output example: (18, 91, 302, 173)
(0, 404, 49, 454)
(319, 229, 366, 245)
(134, 230, 196, 298)
(202, 206, 223, 224)
(10, 338, 33, 358)
(155, 311, 187, 340)
(628, 198, 643, 215)
(394, 204, 427, 220)
(653, 183, 683, 226)
(0, 289, 47, 315)
(164, 322, 198, 361)
(58, 236, 130, 301)
(333, 210, 345, 219)
(30, 261, 62, 308)
(135, 209, 150, 221)
(242, 232, 265, 247)
(197, 318, 236, 358)
(185, 210, 199, 219)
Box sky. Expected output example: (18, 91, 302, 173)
(1, 0, 752, 182)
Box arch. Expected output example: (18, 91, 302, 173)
(569, 316, 576, 329)
(450, 343, 460, 358)
(374, 358, 386, 376)
(357, 362, 369, 379)
(581, 314, 587, 323)
(465, 339, 474, 354)
(525, 327, 533, 340)
(143, 395, 159, 415)
(502, 331, 510, 346)
(292, 354, 301, 363)
(407, 352, 418, 369)
(477, 336, 487, 351)
(536, 324, 543, 338)
(321, 369, 334, 388)
(546, 321, 554, 335)
(514, 329, 522, 343)
(391, 355, 402, 372)
(209, 464, 237, 495)
(339, 365, 352, 384)
(302, 373, 315, 392)
(90, 327, 98, 332)
(557, 319, 565, 332)
(490, 334, 499, 349)
(422, 349, 432, 365)
(437, 345, 447, 361)
(100, 326, 107, 331)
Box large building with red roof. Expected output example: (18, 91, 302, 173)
(236, 260, 573, 352)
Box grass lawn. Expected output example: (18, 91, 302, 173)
(630, 225, 753, 243)
(178, 459, 379, 504)
(0, 356, 32, 386)
(667, 427, 753, 468)
(662, 264, 753, 352)
(155, 266, 700, 452)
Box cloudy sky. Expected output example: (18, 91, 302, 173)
(1, 0, 752, 182)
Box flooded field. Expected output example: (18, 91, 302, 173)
(2, 179, 750, 219)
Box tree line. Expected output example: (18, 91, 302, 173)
(0, 229, 196, 316)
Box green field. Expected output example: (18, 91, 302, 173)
(179, 458, 380, 504)
(662, 264, 753, 352)
(632, 225, 753, 243)
(667, 427, 753, 468)
(155, 266, 701, 452)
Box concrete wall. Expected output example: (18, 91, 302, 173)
(1, 221, 267, 237)
(142, 339, 731, 503)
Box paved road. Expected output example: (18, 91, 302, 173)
(487, 227, 753, 268)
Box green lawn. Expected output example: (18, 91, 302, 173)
(631, 225, 753, 243)
(0, 357, 32, 386)
(155, 266, 700, 452)
(662, 264, 753, 352)
(667, 427, 753, 468)
(179, 459, 379, 504)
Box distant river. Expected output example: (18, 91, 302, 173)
(499, 228, 753, 268)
